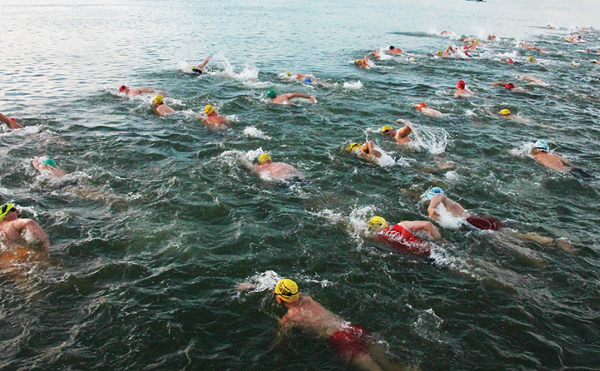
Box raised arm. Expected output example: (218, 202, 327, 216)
(14, 219, 50, 251)
(362, 141, 382, 158)
(0, 112, 23, 129)
(195, 56, 211, 70)
(399, 221, 441, 239)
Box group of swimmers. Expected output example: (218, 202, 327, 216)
(1, 26, 597, 371)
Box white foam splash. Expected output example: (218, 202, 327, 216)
(243, 127, 271, 140)
(406, 124, 449, 155)
(509, 142, 534, 157)
(0, 125, 41, 138)
(445, 171, 459, 180)
(343, 80, 363, 89)
(433, 204, 465, 230)
(241, 270, 283, 293)
(347, 205, 377, 247)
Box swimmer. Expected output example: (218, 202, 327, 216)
(487, 34, 497, 41)
(367, 216, 441, 258)
(153, 95, 176, 116)
(237, 279, 413, 371)
(547, 25, 555, 29)
(347, 141, 382, 161)
(527, 56, 536, 63)
(454, 80, 475, 97)
(464, 39, 482, 50)
(388, 45, 403, 55)
(529, 140, 591, 179)
(381, 122, 411, 144)
(31, 157, 67, 177)
(266, 89, 316, 104)
(491, 82, 528, 93)
(201, 105, 230, 128)
(0, 203, 49, 252)
(439, 45, 456, 57)
(586, 48, 600, 54)
(460, 35, 474, 43)
(354, 55, 371, 69)
(190, 55, 211, 74)
(415, 103, 446, 118)
(0, 112, 23, 129)
(253, 153, 301, 180)
(518, 41, 547, 53)
(423, 187, 574, 250)
(119, 85, 165, 96)
(372, 49, 381, 58)
(497, 109, 516, 119)
(440, 30, 450, 36)
(566, 35, 584, 43)
(501, 58, 521, 65)
(516, 75, 548, 85)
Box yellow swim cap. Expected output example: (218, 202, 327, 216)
(154, 95, 164, 105)
(528, 56, 535, 62)
(284, 71, 291, 76)
(204, 104, 215, 115)
(437, 50, 442, 55)
(0, 203, 15, 222)
(356, 59, 362, 63)
(258, 153, 272, 164)
(368, 216, 388, 230)
(381, 125, 393, 133)
(499, 109, 511, 115)
(347, 143, 360, 152)
(274, 279, 299, 303)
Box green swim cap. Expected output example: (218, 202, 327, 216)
(43, 158, 57, 167)
(267, 90, 277, 99)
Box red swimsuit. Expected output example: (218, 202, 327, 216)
(377, 224, 431, 258)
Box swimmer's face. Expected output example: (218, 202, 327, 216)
(6, 207, 19, 221)
(382, 128, 394, 136)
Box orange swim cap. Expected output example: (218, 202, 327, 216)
(416, 103, 426, 110)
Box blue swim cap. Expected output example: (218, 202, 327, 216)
(43, 158, 57, 167)
(534, 140, 549, 152)
(304, 78, 312, 83)
(426, 187, 445, 200)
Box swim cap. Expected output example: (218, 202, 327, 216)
(528, 56, 535, 62)
(347, 143, 360, 152)
(416, 103, 426, 110)
(437, 51, 442, 55)
(154, 95, 164, 105)
(9, 118, 16, 122)
(368, 216, 388, 230)
(266, 90, 277, 99)
(586, 48, 591, 52)
(274, 279, 299, 303)
(43, 158, 57, 167)
(457, 80, 466, 89)
(258, 153, 272, 164)
(356, 59, 362, 63)
(204, 105, 215, 115)
(304, 78, 312, 83)
(426, 187, 445, 200)
(389, 46, 395, 50)
(499, 109, 511, 115)
(0, 203, 16, 222)
(284, 72, 291, 76)
(534, 140, 549, 152)
(507, 59, 514, 63)
(119, 85, 128, 92)
(505, 83, 515, 89)
(461, 35, 466, 38)
(381, 125, 393, 133)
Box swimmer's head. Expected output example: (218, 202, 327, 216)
(258, 153, 272, 164)
(204, 105, 215, 115)
(119, 85, 128, 92)
(347, 143, 360, 152)
(266, 90, 277, 99)
(507, 58, 514, 63)
(586, 48, 591, 52)
(461, 35, 466, 38)
(534, 140, 549, 152)
(416, 102, 427, 110)
(274, 279, 299, 303)
(457, 80, 466, 89)
(381, 125, 393, 134)
(437, 50, 442, 55)
(528, 56, 536, 62)
(499, 109, 511, 115)
(505, 83, 515, 89)
(368, 216, 388, 230)
(355, 59, 363, 64)
(153, 95, 164, 105)
(426, 187, 445, 200)
(304, 78, 312, 84)
(43, 158, 57, 168)
(0, 203, 17, 222)
(389, 45, 395, 50)
(284, 71, 291, 76)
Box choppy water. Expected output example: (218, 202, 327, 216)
(1, 0, 600, 370)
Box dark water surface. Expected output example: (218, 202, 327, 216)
(1, 0, 600, 370)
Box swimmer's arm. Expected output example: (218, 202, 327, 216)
(363, 141, 382, 158)
(0, 112, 23, 129)
(427, 196, 444, 219)
(137, 87, 165, 94)
(31, 158, 46, 172)
(14, 219, 50, 251)
(195, 56, 211, 70)
(395, 126, 412, 140)
(282, 93, 317, 103)
(270, 317, 293, 351)
(400, 221, 442, 239)
(491, 82, 507, 86)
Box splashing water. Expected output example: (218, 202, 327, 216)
(243, 127, 271, 139)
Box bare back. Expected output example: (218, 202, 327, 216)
(281, 294, 348, 338)
(255, 162, 300, 179)
(531, 152, 572, 171)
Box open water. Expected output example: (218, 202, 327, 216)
(1, 0, 600, 370)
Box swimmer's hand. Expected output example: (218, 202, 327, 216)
(268, 329, 287, 352)
(236, 282, 256, 291)
(310, 96, 317, 104)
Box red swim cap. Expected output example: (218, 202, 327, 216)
(507, 59, 514, 63)
(9, 118, 16, 121)
(119, 85, 128, 92)
(416, 103, 426, 110)
(505, 83, 515, 89)
(457, 80, 466, 88)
